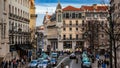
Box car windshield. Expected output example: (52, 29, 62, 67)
(42, 61, 48, 64)
(51, 58, 55, 61)
(82, 57, 90, 62)
(31, 60, 37, 63)
(51, 53, 57, 57)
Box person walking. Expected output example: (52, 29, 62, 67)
(102, 61, 106, 68)
(61, 63, 64, 68)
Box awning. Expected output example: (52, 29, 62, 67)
(17, 44, 34, 50)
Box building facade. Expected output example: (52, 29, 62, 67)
(44, 3, 109, 52)
(0, 0, 9, 58)
(8, 0, 31, 58)
(29, 0, 37, 48)
(81, 5, 109, 53)
(110, 0, 120, 67)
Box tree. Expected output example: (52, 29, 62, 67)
(99, 0, 120, 68)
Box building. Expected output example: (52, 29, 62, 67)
(43, 2, 109, 52)
(8, 0, 31, 59)
(0, 0, 9, 58)
(36, 25, 44, 56)
(29, 0, 37, 48)
(110, 0, 120, 67)
(81, 4, 109, 54)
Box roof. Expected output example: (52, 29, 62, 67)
(63, 6, 83, 11)
(63, 5, 108, 12)
(56, 2, 62, 9)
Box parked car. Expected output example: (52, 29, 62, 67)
(69, 53, 76, 59)
(28, 60, 38, 68)
(37, 60, 51, 68)
(50, 58, 57, 66)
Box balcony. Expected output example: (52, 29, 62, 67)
(62, 38, 83, 41)
(47, 35, 58, 39)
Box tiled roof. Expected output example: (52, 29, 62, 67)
(63, 5, 108, 12)
(63, 5, 82, 11)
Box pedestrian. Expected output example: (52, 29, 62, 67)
(102, 62, 106, 68)
(9, 60, 11, 68)
(1, 60, 4, 68)
(5, 61, 8, 68)
(76, 57, 78, 64)
(98, 60, 101, 68)
(61, 63, 64, 68)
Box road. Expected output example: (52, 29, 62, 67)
(55, 55, 82, 68)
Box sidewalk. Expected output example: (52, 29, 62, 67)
(92, 55, 109, 68)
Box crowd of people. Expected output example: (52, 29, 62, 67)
(0, 55, 28, 68)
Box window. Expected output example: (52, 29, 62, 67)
(72, 13, 75, 18)
(76, 28, 78, 31)
(76, 20, 78, 25)
(63, 21, 65, 25)
(63, 13, 66, 18)
(63, 35, 66, 39)
(76, 34, 78, 39)
(66, 13, 69, 18)
(63, 28, 66, 31)
(70, 21, 72, 25)
(69, 28, 72, 31)
(9, 5, 11, 13)
(101, 34, 104, 38)
(70, 34, 72, 39)
(78, 13, 82, 18)
(4, 0, 6, 10)
(82, 20, 84, 26)
(58, 14, 62, 22)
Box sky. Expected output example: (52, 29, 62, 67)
(35, 0, 109, 26)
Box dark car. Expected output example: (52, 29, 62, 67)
(50, 58, 57, 66)
(69, 53, 76, 59)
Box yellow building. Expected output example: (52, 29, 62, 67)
(29, 0, 37, 47)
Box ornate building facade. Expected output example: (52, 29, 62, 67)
(8, 0, 31, 59)
(0, 0, 9, 58)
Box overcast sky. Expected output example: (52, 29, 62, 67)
(35, 0, 109, 26)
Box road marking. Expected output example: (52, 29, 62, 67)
(55, 56, 69, 68)
(70, 60, 74, 68)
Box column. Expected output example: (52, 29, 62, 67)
(72, 41, 76, 52)
(58, 41, 63, 51)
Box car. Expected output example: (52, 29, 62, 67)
(81, 57, 92, 68)
(51, 53, 59, 58)
(37, 58, 44, 62)
(50, 58, 57, 66)
(37, 60, 51, 68)
(69, 53, 76, 59)
(28, 60, 38, 68)
(37, 61, 43, 68)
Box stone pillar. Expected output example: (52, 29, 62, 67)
(58, 41, 63, 51)
(72, 41, 76, 52)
